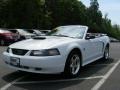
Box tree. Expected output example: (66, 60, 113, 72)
(0, 0, 6, 27)
(1, 0, 45, 29)
(0, 0, 120, 39)
(90, 0, 99, 11)
(86, 0, 102, 32)
(45, 0, 86, 28)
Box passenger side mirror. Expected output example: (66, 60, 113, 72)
(85, 36, 91, 40)
(85, 34, 95, 40)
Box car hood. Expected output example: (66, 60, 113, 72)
(9, 36, 77, 50)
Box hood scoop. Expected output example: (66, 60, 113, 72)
(33, 36, 46, 40)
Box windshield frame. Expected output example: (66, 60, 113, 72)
(48, 26, 88, 39)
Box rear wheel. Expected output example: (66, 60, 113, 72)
(103, 46, 109, 60)
(64, 51, 81, 77)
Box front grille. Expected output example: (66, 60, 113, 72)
(12, 48, 28, 56)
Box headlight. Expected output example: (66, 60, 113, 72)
(30, 49, 60, 56)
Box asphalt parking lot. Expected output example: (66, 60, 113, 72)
(0, 42, 120, 90)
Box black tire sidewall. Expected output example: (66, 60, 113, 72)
(64, 51, 81, 77)
(103, 47, 109, 60)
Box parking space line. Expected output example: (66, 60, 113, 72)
(0, 76, 26, 90)
(15, 76, 104, 85)
(91, 60, 120, 90)
(88, 63, 115, 66)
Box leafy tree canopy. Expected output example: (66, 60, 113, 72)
(0, 0, 119, 39)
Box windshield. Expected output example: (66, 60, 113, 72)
(48, 26, 86, 38)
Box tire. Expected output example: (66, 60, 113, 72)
(103, 46, 109, 60)
(64, 51, 81, 77)
(0, 39, 5, 46)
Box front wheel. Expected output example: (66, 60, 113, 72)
(64, 51, 81, 77)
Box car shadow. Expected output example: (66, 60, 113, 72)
(2, 71, 28, 82)
(79, 58, 115, 78)
(2, 58, 115, 90)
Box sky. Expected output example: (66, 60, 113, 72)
(80, 0, 120, 25)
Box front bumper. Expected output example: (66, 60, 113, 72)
(4, 38, 17, 44)
(3, 52, 66, 74)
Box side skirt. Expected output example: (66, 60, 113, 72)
(82, 56, 103, 66)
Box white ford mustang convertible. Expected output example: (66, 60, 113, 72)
(3, 25, 110, 77)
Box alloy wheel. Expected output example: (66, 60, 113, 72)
(70, 54, 80, 75)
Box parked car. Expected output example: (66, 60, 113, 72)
(33, 30, 46, 36)
(25, 29, 45, 36)
(3, 25, 110, 77)
(8, 29, 36, 40)
(0, 29, 18, 45)
(109, 37, 120, 42)
(40, 30, 51, 34)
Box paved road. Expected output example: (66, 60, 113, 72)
(0, 42, 120, 90)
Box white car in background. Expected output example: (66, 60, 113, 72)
(24, 29, 45, 36)
(3, 25, 110, 77)
(9, 29, 36, 40)
(40, 30, 51, 34)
